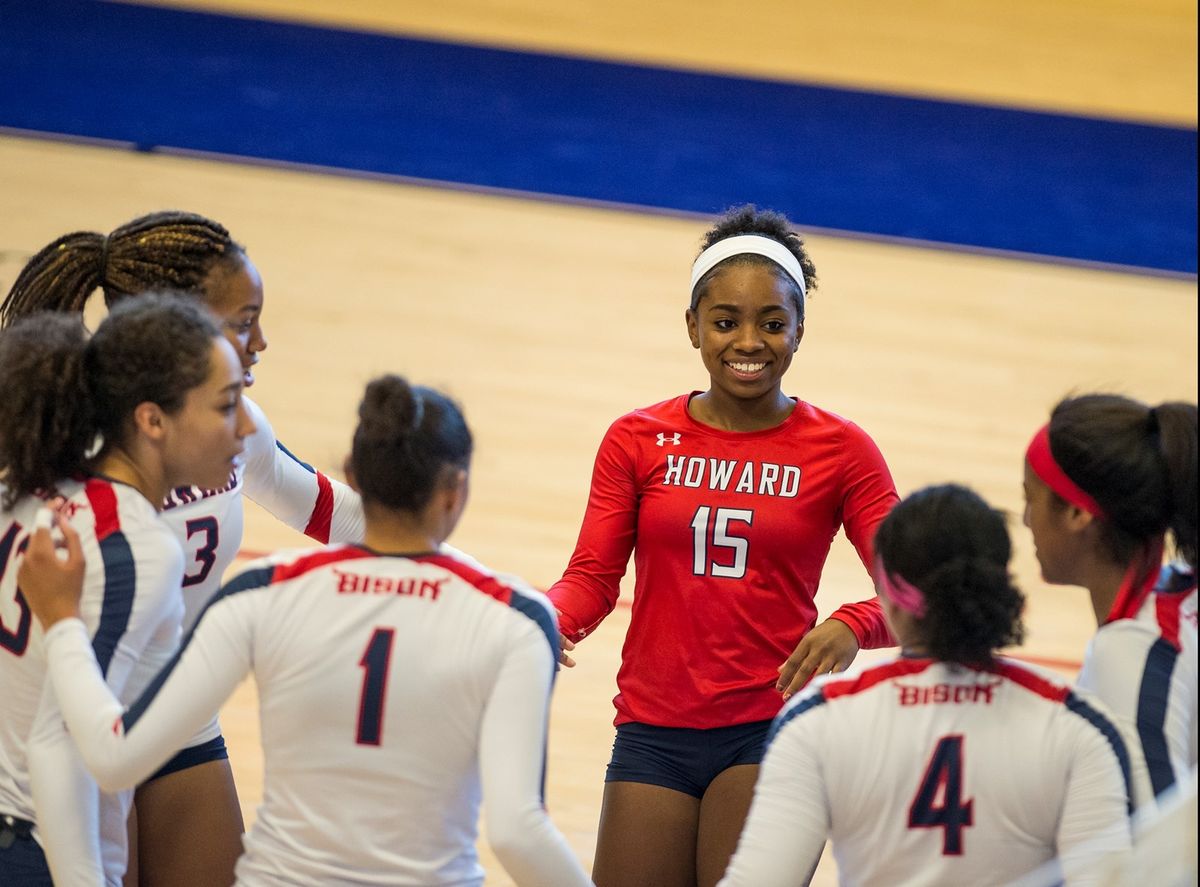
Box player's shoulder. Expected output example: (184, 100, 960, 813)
(609, 394, 690, 433)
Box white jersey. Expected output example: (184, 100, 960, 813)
(1077, 563, 1198, 809)
(161, 395, 365, 635)
(159, 395, 365, 750)
(0, 478, 183, 886)
(719, 656, 1133, 887)
(41, 545, 591, 887)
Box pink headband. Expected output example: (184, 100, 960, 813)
(875, 555, 927, 618)
(1025, 425, 1107, 519)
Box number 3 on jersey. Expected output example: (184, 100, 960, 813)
(690, 506, 753, 578)
(909, 735, 974, 855)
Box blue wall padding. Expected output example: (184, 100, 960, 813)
(1, 0, 1195, 273)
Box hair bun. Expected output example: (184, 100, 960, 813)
(358, 375, 423, 443)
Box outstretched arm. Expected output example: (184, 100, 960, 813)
(239, 397, 364, 544)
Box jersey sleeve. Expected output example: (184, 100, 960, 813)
(39, 589, 255, 793)
(827, 421, 899, 649)
(27, 524, 184, 885)
(717, 698, 829, 886)
(547, 418, 639, 640)
(1076, 628, 1155, 809)
(239, 397, 365, 545)
(478, 609, 590, 886)
(26, 688, 106, 887)
(1055, 700, 1135, 882)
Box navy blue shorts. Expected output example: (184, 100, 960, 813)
(605, 720, 772, 799)
(145, 735, 229, 784)
(0, 814, 53, 886)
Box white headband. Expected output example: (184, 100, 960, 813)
(689, 234, 807, 299)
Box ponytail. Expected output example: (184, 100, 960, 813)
(1049, 394, 1198, 570)
(2, 211, 243, 328)
(0, 313, 93, 507)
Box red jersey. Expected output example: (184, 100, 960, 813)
(548, 394, 899, 728)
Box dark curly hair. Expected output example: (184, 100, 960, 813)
(1047, 394, 1197, 571)
(691, 205, 818, 319)
(1, 211, 245, 328)
(0, 293, 220, 507)
(874, 484, 1026, 665)
(350, 375, 473, 513)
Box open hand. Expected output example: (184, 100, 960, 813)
(776, 619, 859, 700)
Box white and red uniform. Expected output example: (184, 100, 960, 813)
(158, 395, 364, 753)
(41, 545, 591, 887)
(164, 396, 364, 635)
(0, 478, 183, 886)
(719, 656, 1134, 887)
(549, 394, 898, 728)
(1077, 562, 1198, 809)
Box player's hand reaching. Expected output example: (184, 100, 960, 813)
(555, 611, 577, 668)
(17, 507, 86, 630)
(776, 619, 859, 700)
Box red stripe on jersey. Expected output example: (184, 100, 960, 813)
(1106, 538, 1166, 624)
(84, 478, 121, 541)
(1155, 591, 1187, 651)
(822, 658, 935, 699)
(414, 554, 513, 604)
(984, 659, 1069, 703)
(270, 545, 374, 584)
(302, 471, 334, 544)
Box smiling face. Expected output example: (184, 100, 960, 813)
(205, 254, 267, 387)
(686, 262, 804, 412)
(161, 338, 256, 491)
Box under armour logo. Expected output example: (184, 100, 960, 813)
(656, 433, 681, 447)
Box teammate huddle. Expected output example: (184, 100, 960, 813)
(0, 206, 1195, 887)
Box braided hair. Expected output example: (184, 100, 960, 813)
(1, 211, 244, 327)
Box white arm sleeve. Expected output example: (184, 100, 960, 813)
(718, 712, 828, 887)
(41, 593, 253, 793)
(27, 690, 107, 887)
(479, 621, 590, 887)
(240, 397, 364, 544)
(1056, 715, 1134, 885)
(28, 530, 184, 887)
(1077, 629, 1154, 810)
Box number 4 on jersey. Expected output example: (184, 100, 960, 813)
(909, 735, 974, 855)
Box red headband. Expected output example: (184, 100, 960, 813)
(1025, 425, 1107, 519)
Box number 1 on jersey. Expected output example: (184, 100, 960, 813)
(356, 627, 395, 746)
(690, 506, 753, 579)
(909, 735, 973, 855)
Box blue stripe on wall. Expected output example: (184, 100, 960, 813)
(1, 0, 1195, 273)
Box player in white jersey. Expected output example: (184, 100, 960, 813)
(20, 373, 592, 887)
(2, 210, 365, 885)
(1022, 394, 1198, 809)
(0, 296, 253, 885)
(719, 484, 1133, 887)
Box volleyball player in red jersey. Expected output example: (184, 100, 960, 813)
(548, 206, 900, 887)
